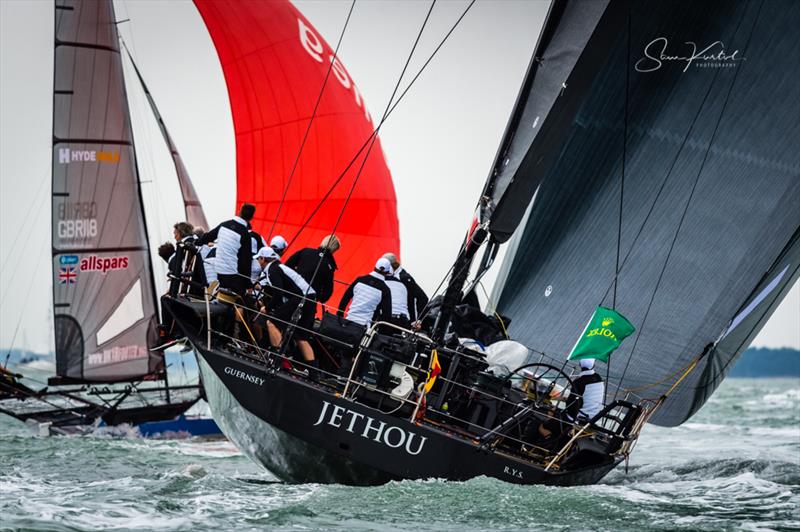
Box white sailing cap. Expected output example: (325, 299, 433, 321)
(270, 235, 287, 251)
(579, 358, 596, 369)
(255, 246, 279, 260)
(375, 257, 394, 275)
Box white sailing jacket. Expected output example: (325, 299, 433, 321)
(196, 216, 250, 277)
(384, 277, 410, 318)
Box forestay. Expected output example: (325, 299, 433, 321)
(494, 0, 800, 426)
(51, 0, 163, 382)
(481, 0, 624, 243)
(122, 44, 208, 230)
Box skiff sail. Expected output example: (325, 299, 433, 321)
(487, 0, 800, 426)
(51, 0, 163, 384)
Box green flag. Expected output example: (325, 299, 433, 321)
(568, 306, 636, 363)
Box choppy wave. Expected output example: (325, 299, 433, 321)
(1, 378, 798, 531)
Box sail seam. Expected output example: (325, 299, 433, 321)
(52, 246, 147, 255)
(52, 137, 131, 145)
(55, 40, 119, 53)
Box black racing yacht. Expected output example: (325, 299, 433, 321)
(164, 0, 799, 485)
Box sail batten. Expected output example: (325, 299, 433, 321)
(51, 0, 163, 383)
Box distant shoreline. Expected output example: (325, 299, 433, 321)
(5, 346, 798, 378)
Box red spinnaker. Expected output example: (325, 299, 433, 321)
(195, 0, 400, 307)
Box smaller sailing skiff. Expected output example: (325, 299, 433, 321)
(0, 0, 219, 438)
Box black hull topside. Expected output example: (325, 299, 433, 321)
(193, 340, 619, 487)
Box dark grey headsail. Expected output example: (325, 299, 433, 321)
(480, 0, 625, 243)
(52, 0, 163, 382)
(492, 0, 800, 426)
(121, 42, 208, 230)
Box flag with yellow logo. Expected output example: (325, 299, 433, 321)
(423, 350, 442, 393)
(568, 306, 635, 363)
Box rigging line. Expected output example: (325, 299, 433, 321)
(3, 259, 46, 362)
(613, 0, 764, 402)
(288, 0, 478, 247)
(0, 176, 48, 277)
(266, 0, 357, 243)
(608, 3, 632, 404)
(0, 190, 51, 308)
(300, 0, 438, 301)
(612, 6, 631, 312)
(119, 36, 175, 277)
(598, 20, 752, 308)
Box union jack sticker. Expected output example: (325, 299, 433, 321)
(59, 266, 77, 285)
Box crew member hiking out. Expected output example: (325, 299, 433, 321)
(285, 234, 340, 307)
(382, 252, 428, 322)
(338, 258, 393, 326)
(196, 204, 255, 296)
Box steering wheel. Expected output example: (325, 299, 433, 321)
(504, 363, 575, 407)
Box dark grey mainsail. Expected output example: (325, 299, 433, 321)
(480, 0, 625, 243)
(492, 0, 800, 426)
(121, 42, 208, 230)
(52, 0, 163, 382)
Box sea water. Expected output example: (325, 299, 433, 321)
(1, 378, 797, 531)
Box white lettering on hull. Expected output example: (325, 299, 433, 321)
(313, 400, 427, 456)
(224, 366, 265, 386)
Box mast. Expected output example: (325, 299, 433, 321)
(113, 17, 168, 401)
(432, 0, 623, 342)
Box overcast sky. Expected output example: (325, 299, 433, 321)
(1, 0, 797, 354)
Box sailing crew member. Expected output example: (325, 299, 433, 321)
(565, 359, 605, 422)
(270, 235, 288, 257)
(193, 227, 218, 287)
(256, 247, 319, 376)
(250, 227, 266, 255)
(337, 258, 393, 326)
(382, 252, 428, 322)
(158, 242, 175, 267)
(195, 204, 255, 296)
(170, 221, 205, 297)
(380, 256, 412, 327)
(285, 234, 340, 307)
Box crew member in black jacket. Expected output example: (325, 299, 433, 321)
(255, 247, 319, 375)
(196, 204, 256, 295)
(285, 234, 340, 306)
(170, 221, 206, 297)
